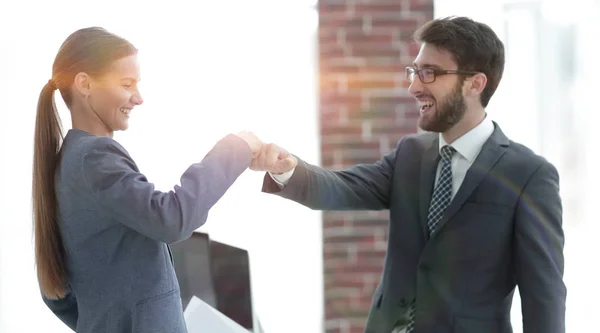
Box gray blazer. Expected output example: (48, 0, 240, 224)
(43, 129, 251, 333)
(262, 123, 566, 333)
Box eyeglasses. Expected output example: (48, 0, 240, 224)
(405, 67, 479, 84)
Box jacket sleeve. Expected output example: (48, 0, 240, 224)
(262, 138, 402, 211)
(83, 134, 252, 243)
(42, 287, 78, 331)
(514, 161, 566, 333)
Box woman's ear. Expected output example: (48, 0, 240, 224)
(73, 72, 92, 98)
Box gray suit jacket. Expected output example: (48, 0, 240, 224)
(43, 129, 251, 332)
(262, 123, 566, 333)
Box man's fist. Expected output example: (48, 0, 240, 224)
(250, 143, 298, 174)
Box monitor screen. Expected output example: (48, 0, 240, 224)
(170, 232, 254, 330)
(170, 232, 216, 309)
(210, 240, 253, 329)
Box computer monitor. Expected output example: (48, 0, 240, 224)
(169, 232, 216, 308)
(170, 232, 254, 330)
(210, 240, 253, 329)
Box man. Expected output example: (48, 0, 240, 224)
(251, 16, 566, 333)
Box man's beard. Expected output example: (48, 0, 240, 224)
(418, 82, 467, 133)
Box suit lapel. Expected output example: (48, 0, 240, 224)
(419, 136, 440, 240)
(429, 123, 510, 241)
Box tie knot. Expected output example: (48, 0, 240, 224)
(440, 145, 455, 161)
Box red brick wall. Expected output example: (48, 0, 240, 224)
(318, 1, 433, 332)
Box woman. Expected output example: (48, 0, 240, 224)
(33, 27, 261, 332)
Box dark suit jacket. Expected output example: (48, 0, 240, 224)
(262, 123, 566, 333)
(43, 129, 252, 332)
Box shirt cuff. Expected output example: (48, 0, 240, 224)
(268, 168, 295, 188)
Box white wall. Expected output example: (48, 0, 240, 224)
(435, 1, 600, 332)
(0, 1, 323, 332)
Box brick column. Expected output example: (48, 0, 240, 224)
(318, 1, 433, 332)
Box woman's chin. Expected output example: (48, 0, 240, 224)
(115, 120, 130, 132)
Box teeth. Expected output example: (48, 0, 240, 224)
(419, 100, 434, 112)
(120, 108, 131, 115)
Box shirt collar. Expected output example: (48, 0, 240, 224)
(439, 115, 494, 162)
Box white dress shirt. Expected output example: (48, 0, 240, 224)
(436, 116, 494, 199)
(270, 116, 495, 198)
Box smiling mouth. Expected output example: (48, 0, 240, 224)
(120, 107, 132, 116)
(419, 100, 434, 113)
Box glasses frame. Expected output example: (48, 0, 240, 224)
(405, 66, 480, 84)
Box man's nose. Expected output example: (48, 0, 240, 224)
(408, 75, 424, 96)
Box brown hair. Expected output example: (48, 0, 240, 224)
(414, 16, 505, 107)
(33, 27, 137, 299)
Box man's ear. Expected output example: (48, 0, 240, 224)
(467, 72, 487, 97)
